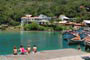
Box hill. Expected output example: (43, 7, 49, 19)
(0, 0, 90, 25)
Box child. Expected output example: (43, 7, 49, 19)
(13, 46, 17, 55)
(33, 45, 37, 53)
(77, 44, 81, 51)
(26, 45, 31, 54)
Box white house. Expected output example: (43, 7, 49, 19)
(83, 20, 90, 26)
(59, 15, 69, 21)
(21, 14, 51, 25)
(38, 14, 51, 20)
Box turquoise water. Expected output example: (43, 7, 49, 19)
(0, 31, 85, 55)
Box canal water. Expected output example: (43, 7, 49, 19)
(0, 31, 85, 55)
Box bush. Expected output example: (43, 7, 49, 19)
(29, 22, 40, 30)
(24, 22, 54, 31)
(1, 27, 6, 30)
(54, 25, 73, 31)
(38, 26, 46, 31)
(9, 20, 19, 26)
(55, 25, 63, 31)
(24, 24, 30, 30)
(48, 27, 54, 31)
(24, 22, 40, 30)
(24, 23, 73, 31)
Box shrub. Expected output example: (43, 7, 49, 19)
(1, 27, 6, 30)
(55, 25, 63, 31)
(48, 27, 54, 31)
(24, 22, 73, 31)
(24, 22, 40, 30)
(9, 20, 19, 26)
(29, 22, 39, 30)
(24, 24, 30, 30)
(38, 26, 46, 31)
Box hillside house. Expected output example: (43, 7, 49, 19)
(58, 15, 69, 21)
(21, 14, 51, 25)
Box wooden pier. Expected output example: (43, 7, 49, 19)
(0, 48, 88, 60)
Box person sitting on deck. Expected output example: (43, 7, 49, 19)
(13, 46, 17, 55)
(33, 45, 37, 53)
(26, 45, 31, 54)
(77, 44, 81, 51)
(19, 45, 27, 55)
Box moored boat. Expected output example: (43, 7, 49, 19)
(63, 32, 74, 40)
(68, 33, 84, 44)
(83, 35, 90, 51)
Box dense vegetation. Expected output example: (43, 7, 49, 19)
(24, 22, 73, 31)
(0, 0, 90, 25)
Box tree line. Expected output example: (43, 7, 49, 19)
(0, 0, 90, 25)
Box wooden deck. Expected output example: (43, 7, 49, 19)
(0, 48, 87, 60)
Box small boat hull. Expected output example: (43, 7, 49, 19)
(63, 33, 74, 40)
(68, 39, 84, 45)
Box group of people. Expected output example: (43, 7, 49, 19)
(13, 45, 37, 55)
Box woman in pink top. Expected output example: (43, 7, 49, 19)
(20, 45, 27, 55)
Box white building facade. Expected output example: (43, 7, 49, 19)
(21, 14, 51, 25)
